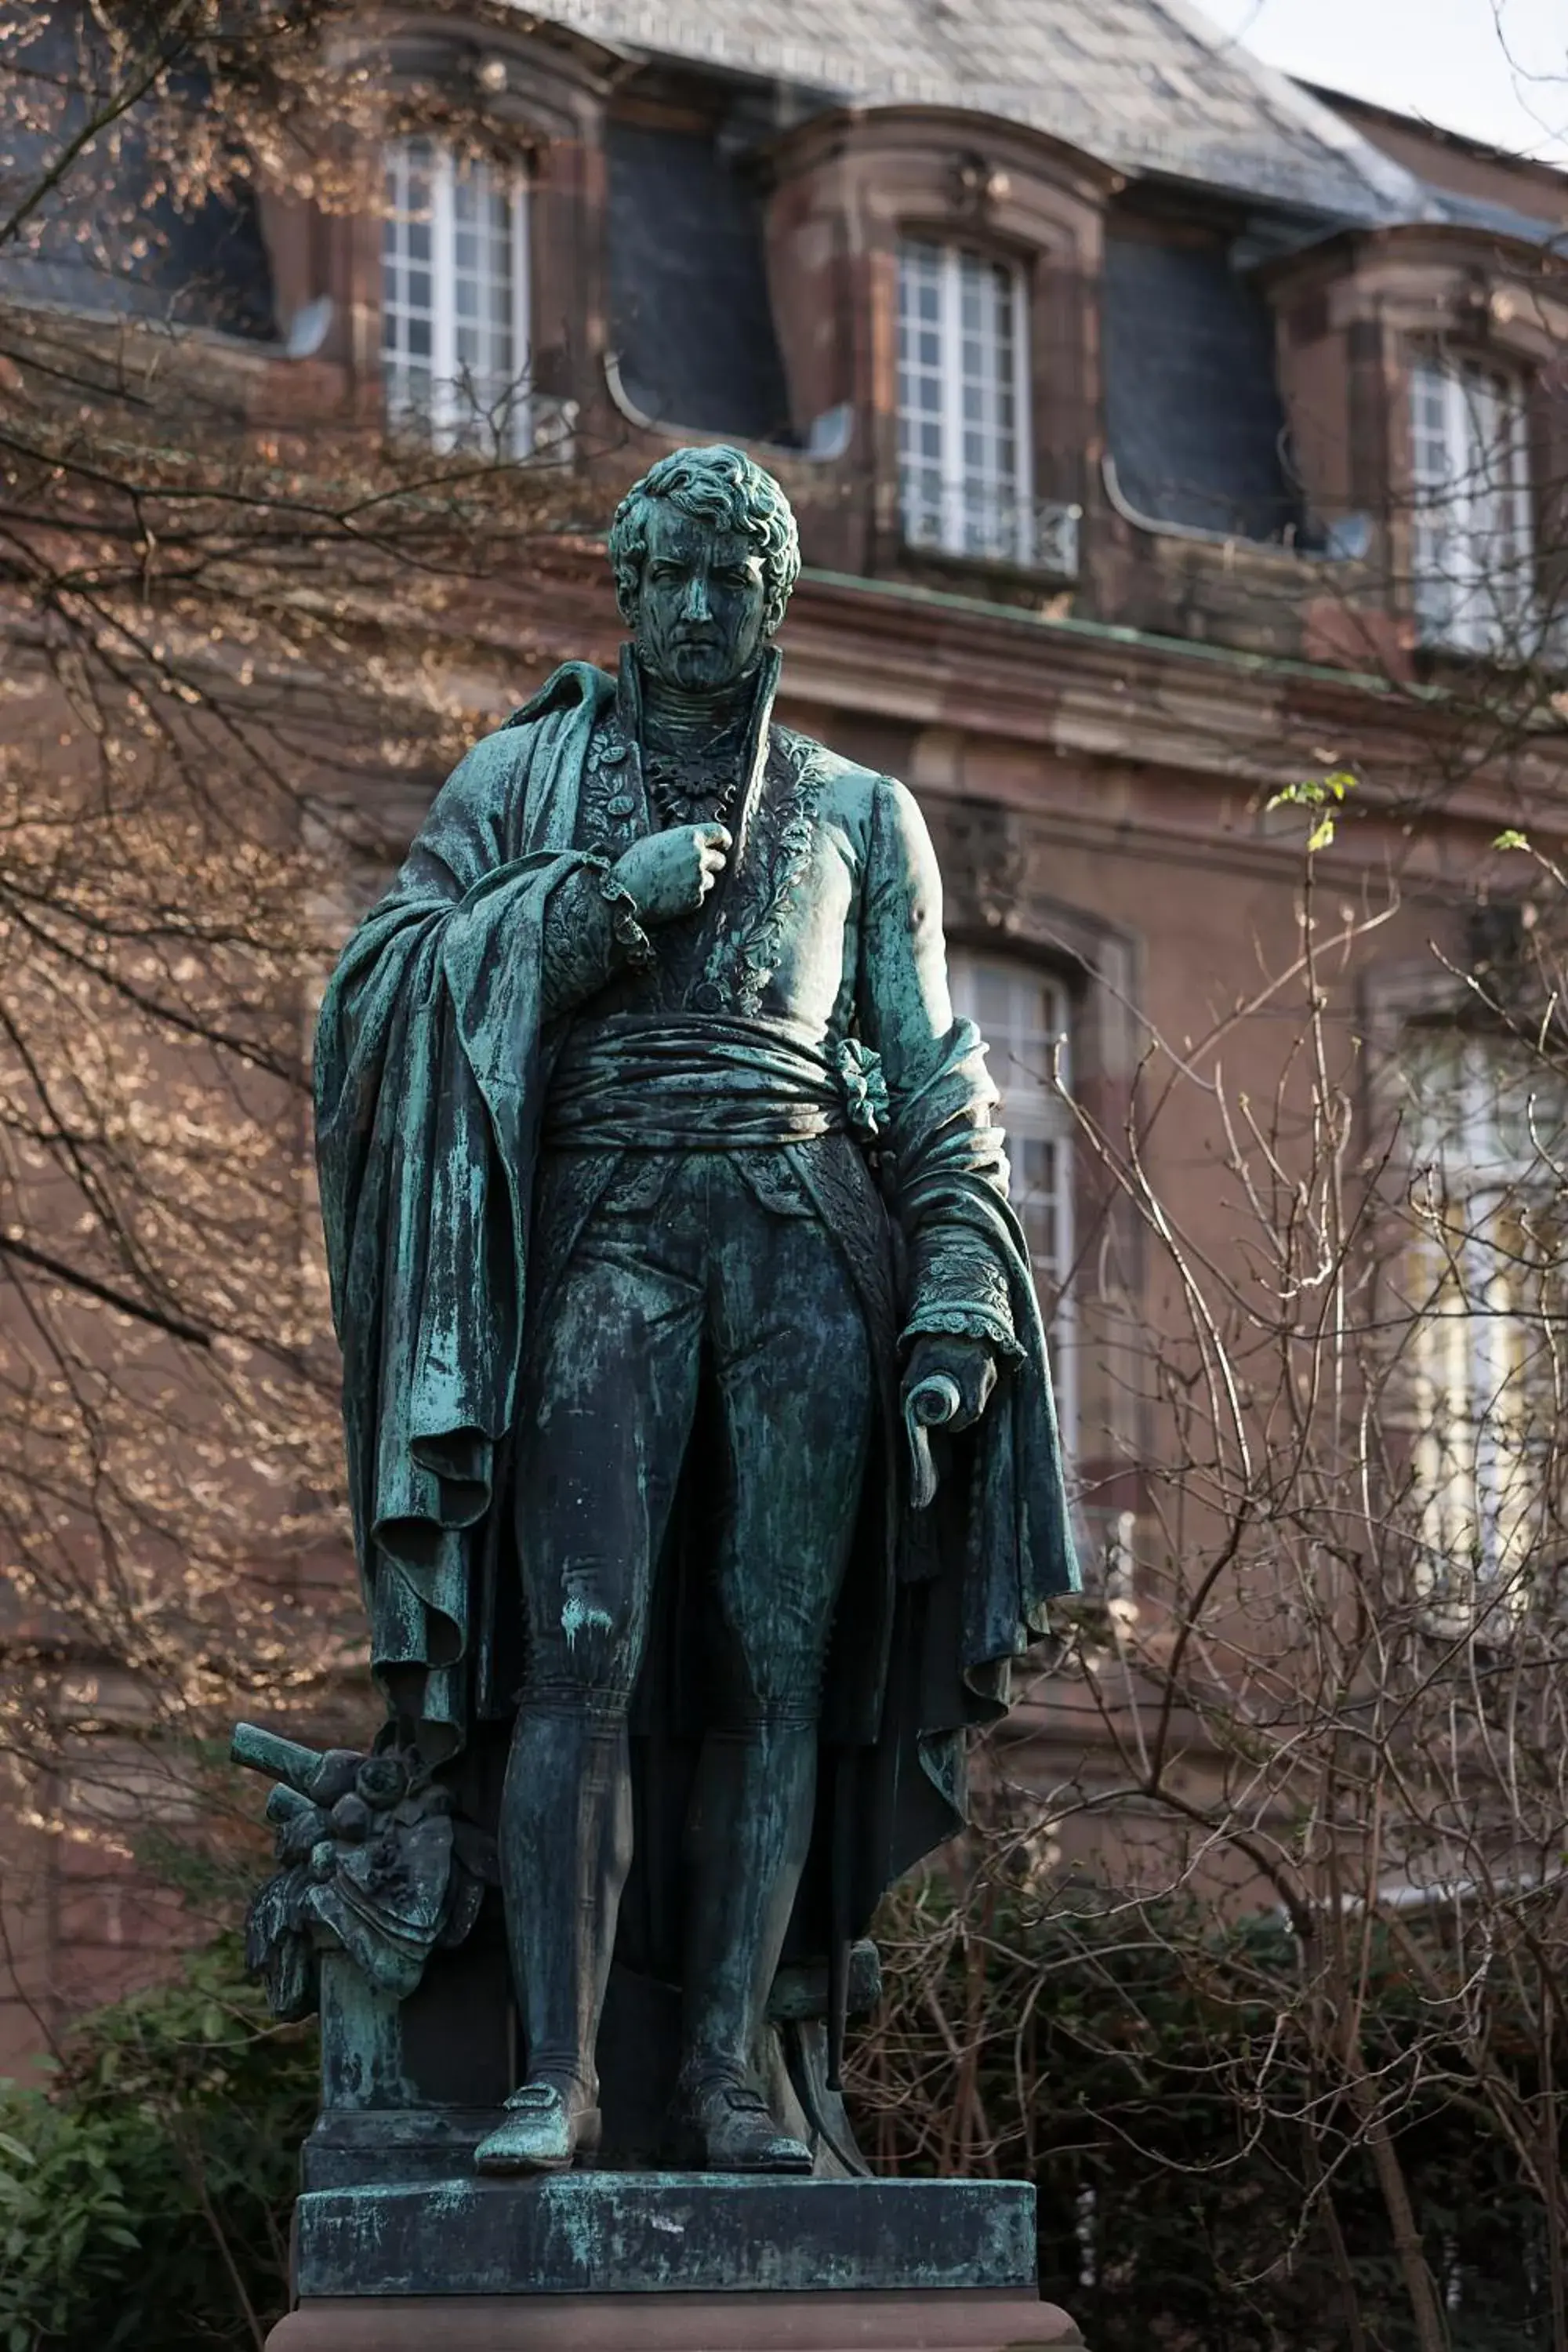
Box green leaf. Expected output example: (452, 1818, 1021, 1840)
(1494, 829, 1532, 852)
(1269, 770, 1356, 815)
(1307, 813, 1336, 853)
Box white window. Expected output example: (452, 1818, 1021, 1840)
(1396, 1032, 1566, 1609)
(949, 953, 1076, 1449)
(382, 136, 531, 455)
(897, 240, 1033, 567)
(1409, 352, 1534, 655)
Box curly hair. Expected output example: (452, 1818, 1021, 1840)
(608, 445, 800, 639)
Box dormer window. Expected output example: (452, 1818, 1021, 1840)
(1410, 350, 1533, 655)
(382, 136, 531, 455)
(897, 238, 1033, 566)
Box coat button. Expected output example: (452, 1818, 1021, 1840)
(607, 794, 637, 818)
(690, 982, 724, 1012)
(601, 742, 628, 766)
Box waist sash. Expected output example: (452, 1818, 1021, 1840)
(545, 1012, 849, 1149)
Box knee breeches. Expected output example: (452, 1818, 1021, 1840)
(514, 1152, 875, 1730)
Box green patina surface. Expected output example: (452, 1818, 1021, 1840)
(241, 447, 1076, 2238)
(318, 1956, 418, 2112)
(294, 2174, 1039, 2298)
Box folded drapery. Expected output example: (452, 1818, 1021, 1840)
(545, 1010, 849, 1149)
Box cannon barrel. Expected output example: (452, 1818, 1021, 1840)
(264, 1784, 315, 1826)
(231, 1722, 328, 1795)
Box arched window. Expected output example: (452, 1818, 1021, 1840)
(949, 951, 1076, 1448)
(381, 136, 532, 455)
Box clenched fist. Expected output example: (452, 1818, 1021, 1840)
(611, 824, 731, 927)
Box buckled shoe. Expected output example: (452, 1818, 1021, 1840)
(474, 2077, 601, 2174)
(666, 2063, 813, 2172)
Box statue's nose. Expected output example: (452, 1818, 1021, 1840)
(681, 574, 713, 622)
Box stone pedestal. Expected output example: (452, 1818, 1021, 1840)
(264, 2172, 1084, 2351)
(293, 2173, 1036, 2298)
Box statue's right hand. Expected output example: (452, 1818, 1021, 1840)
(610, 824, 731, 927)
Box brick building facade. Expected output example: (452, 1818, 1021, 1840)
(3, 0, 1566, 2060)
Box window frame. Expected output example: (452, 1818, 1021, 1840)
(896, 236, 1036, 569)
(948, 950, 1077, 1454)
(1396, 1026, 1566, 1607)
(1408, 347, 1534, 657)
(381, 134, 532, 458)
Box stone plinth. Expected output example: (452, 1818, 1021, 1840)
(267, 2289, 1083, 2350)
(294, 2173, 1036, 2299)
(268, 2169, 1084, 2350)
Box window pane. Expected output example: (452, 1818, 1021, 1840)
(949, 950, 1076, 1450)
(1409, 347, 1532, 653)
(382, 138, 531, 456)
(896, 239, 1030, 565)
(1014, 1134, 1062, 1281)
(1397, 1028, 1567, 1602)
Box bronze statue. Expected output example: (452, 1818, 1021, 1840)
(306, 445, 1076, 2180)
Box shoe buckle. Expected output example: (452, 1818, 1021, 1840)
(506, 2082, 561, 2113)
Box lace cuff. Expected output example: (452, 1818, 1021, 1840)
(900, 1303, 1024, 1363)
(597, 870, 655, 972)
(540, 859, 654, 1017)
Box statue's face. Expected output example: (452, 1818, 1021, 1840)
(631, 503, 771, 694)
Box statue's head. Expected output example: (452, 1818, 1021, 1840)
(608, 444, 800, 695)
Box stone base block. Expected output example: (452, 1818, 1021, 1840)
(294, 2174, 1037, 2299)
(267, 2290, 1084, 2350)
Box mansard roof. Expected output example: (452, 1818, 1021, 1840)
(520, 0, 1435, 225)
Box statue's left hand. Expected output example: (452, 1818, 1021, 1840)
(901, 1333, 997, 1433)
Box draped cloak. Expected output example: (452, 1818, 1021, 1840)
(313, 659, 1080, 1966)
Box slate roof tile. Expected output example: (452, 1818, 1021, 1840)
(1103, 233, 1301, 541)
(607, 119, 797, 440)
(517, 0, 1436, 223)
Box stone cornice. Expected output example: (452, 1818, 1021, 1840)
(782, 564, 1568, 820)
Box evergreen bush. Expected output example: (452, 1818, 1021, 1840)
(0, 1942, 315, 2351)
